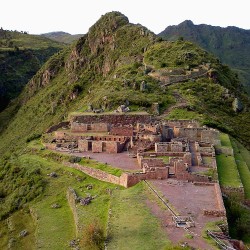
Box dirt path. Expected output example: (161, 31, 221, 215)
(160, 90, 188, 118)
(145, 179, 221, 250)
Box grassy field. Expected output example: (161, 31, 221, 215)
(233, 140, 250, 171)
(107, 182, 171, 250)
(0, 153, 120, 250)
(34, 146, 124, 177)
(79, 157, 123, 177)
(216, 133, 242, 188)
(216, 154, 242, 188)
(231, 139, 250, 199)
(0, 210, 36, 250)
(165, 108, 203, 121)
(220, 133, 232, 147)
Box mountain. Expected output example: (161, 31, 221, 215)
(0, 28, 64, 111)
(0, 12, 250, 248)
(1, 12, 249, 153)
(158, 20, 250, 94)
(42, 31, 84, 44)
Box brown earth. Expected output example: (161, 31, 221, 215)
(145, 179, 222, 250)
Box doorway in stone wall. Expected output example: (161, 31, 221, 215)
(102, 142, 107, 152)
(88, 141, 92, 151)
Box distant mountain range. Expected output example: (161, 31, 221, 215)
(42, 31, 84, 44)
(159, 20, 250, 93)
(0, 12, 250, 248)
(0, 28, 63, 111)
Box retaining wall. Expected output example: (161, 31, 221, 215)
(70, 114, 153, 125)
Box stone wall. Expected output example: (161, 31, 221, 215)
(141, 158, 165, 168)
(65, 163, 168, 188)
(92, 141, 103, 153)
(110, 127, 133, 136)
(67, 187, 80, 235)
(70, 114, 153, 125)
(78, 139, 126, 153)
(203, 209, 226, 217)
(65, 162, 121, 186)
(54, 131, 67, 140)
(216, 147, 234, 156)
(174, 127, 220, 145)
(71, 122, 88, 132)
(155, 142, 170, 152)
(201, 130, 220, 145)
(203, 181, 226, 217)
(71, 122, 109, 133)
(78, 140, 89, 152)
(176, 172, 211, 182)
(46, 121, 70, 133)
(165, 120, 199, 128)
(214, 183, 226, 211)
(139, 151, 186, 158)
(44, 143, 57, 150)
(221, 186, 245, 200)
(120, 170, 168, 188)
(91, 123, 109, 132)
(155, 142, 184, 153)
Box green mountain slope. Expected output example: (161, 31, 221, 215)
(0, 11, 250, 248)
(0, 28, 64, 111)
(42, 31, 84, 44)
(158, 20, 250, 94)
(0, 12, 249, 154)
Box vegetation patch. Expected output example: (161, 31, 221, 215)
(216, 154, 242, 188)
(220, 133, 232, 147)
(231, 139, 250, 198)
(107, 182, 170, 249)
(166, 108, 203, 121)
(224, 196, 250, 244)
(0, 210, 36, 250)
(79, 158, 123, 177)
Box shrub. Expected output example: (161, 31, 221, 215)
(81, 221, 105, 250)
(26, 133, 41, 143)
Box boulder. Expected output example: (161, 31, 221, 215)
(19, 230, 28, 237)
(232, 98, 244, 112)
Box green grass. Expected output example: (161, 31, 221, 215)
(107, 182, 170, 250)
(79, 157, 123, 177)
(220, 133, 232, 147)
(233, 140, 250, 171)
(166, 108, 203, 120)
(0, 210, 36, 250)
(231, 139, 250, 198)
(144, 155, 170, 164)
(202, 220, 225, 250)
(202, 157, 212, 165)
(17, 154, 120, 249)
(216, 154, 242, 188)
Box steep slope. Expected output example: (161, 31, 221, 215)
(0, 12, 249, 155)
(0, 11, 250, 247)
(159, 20, 250, 93)
(42, 31, 84, 44)
(0, 28, 64, 111)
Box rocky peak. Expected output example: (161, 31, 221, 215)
(180, 20, 194, 27)
(87, 11, 129, 54)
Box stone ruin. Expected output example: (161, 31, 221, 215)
(44, 114, 220, 184)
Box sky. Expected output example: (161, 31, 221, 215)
(1, 0, 250, 35)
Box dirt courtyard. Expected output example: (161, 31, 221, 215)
(73, 151, 140, 171)
(146, 179, 223, 250)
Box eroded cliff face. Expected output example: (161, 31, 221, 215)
(87, 12, 129, 55)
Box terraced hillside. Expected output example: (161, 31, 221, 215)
(0, 11, 250, 248)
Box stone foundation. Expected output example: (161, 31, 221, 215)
(70, 114, 153, 125)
